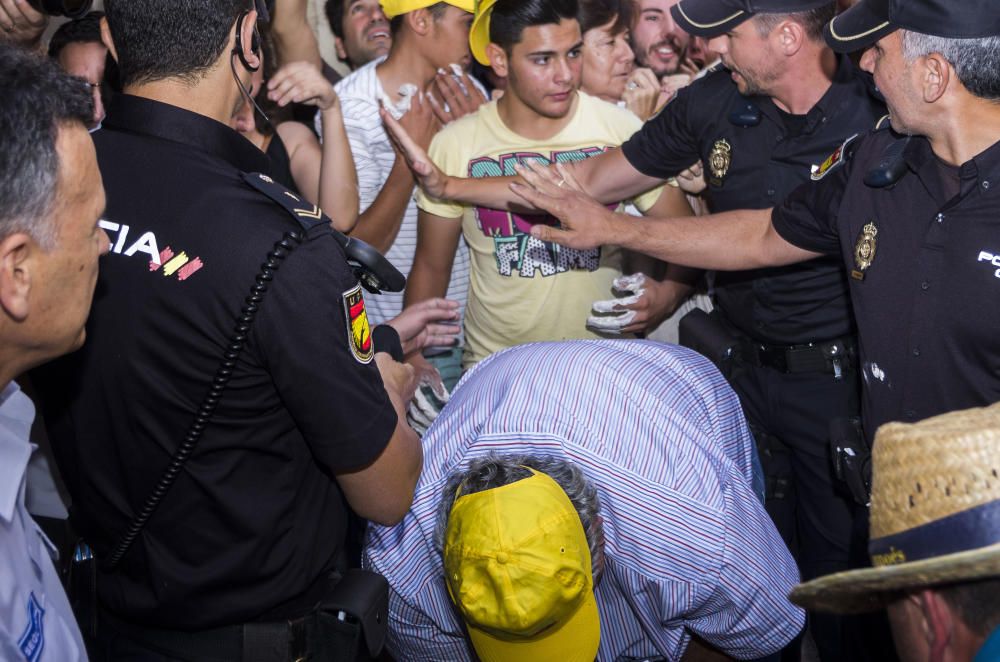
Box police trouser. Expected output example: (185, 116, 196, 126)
(728, 356, 860, 662)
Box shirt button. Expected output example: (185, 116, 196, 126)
(905, 409, 917, 419)
(767, 189, 776, 197)
(912, 347, 921, 357)
(936, 213, 945, 223)
(921, 281, 930, 291)
(984, 180, 991, 190)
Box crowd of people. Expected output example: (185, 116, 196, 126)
(1, 0, 999, 660)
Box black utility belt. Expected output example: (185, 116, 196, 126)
(94, 569, 388, 662)
(739, 336, 856, 376)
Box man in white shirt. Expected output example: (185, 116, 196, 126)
(0, 43, 110, 662)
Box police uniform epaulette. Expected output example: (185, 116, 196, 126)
(243, 172, 330, 232)
(704, 61, 726, 76)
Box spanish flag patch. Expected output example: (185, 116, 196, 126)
(342, 284, 374, 364)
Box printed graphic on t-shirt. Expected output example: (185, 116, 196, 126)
(469, 148, 612, 278)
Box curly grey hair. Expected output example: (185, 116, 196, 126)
(435, 454, 605, 579)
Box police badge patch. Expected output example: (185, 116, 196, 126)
(342, 284, 374, 363)
(852, 221, 878, 280)
(811, 133, 858, 181)
(709, 139, 731, 185)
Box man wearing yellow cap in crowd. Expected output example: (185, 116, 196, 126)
(332, 0, 486, 389)
(400, 0, 691, 371)
(364, 339, 805, 660)
(790, 403, 1000, 661)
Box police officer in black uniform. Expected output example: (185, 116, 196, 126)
(30, 1, 422, 660)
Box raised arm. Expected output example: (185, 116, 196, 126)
(381, 106, 664, 212)
(268, 0, 323, 71)
(269, 62, 359, 231)
(347, 94, 440, 253)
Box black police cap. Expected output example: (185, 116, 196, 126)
(671, 0, 833, 39)
(825, 0, 1000, 53)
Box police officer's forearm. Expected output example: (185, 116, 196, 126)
(439, 148, 662, 213)
(616, 208, 820, 271)
(351, 158, 415, 253)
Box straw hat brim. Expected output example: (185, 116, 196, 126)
(789, 542, 1000, 613)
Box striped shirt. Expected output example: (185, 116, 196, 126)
(363, 339, 805, 661)
(332, 58, 471, 325)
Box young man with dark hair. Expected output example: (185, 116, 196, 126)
(402, 0, 687, 370)
(0, 41, 105, 662)
(29, 1, 424, 658)
(325, 0, 391, 70)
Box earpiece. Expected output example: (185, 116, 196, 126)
(233, 10, 261, 73)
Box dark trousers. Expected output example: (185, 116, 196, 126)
(729, 362, 859, 662)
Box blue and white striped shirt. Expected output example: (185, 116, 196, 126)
(364, 340, 804, 661)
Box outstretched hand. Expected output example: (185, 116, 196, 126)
(267, 61, 339, 111)
(380, 103, 449, 199)
(509, 160, 617, 250)
(387, 298, 461, 356)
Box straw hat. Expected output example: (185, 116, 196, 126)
(790, 403, 1000, 613)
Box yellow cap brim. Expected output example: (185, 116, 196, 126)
(468, 587, 600, 662)
(469, 0, 498, 66)
(381, 0, 475, 20)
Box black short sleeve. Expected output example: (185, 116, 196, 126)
(620, 86, 701, 179)
(252, 226, 397, 473)
(771, 154, 851, 256)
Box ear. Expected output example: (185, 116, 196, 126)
(406, 7, 433, 36)
(486, 43, 507, 78)
(0, 233, 35, 323)
(917, 590, 954, 661)
(239, 9, 262, 70)
(775, 19, 804, 56)
(100, 16, 119, 63)
(921, 52, 951, 103)
(334, 35, 348, 62)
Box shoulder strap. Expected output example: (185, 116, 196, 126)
(243, 171, 331, 232)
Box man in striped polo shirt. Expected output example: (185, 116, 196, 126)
(364, 339, 804, 660)
(334, 0, 487, 389)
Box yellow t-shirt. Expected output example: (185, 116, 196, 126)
(418, 91, 664, 368)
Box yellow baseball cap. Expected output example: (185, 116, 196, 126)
(468, 0, 499, 65)
(379, 0, 475, 20)
(443, 468, 600, 662)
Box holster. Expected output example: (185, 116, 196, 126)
(310, 569, 389, 660)
(678, 309, 739, 377)
(830, 416, 871, 506)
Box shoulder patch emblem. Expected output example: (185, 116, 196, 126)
(709, 139, 732, 184)
(18, 592, 45, 662)
(811, 133, 858, 181)
(342, 284, 374, 364)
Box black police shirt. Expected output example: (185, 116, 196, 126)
(621, 56, 885, 344)
(32, 95, 397, 629)
(773, 130, 1000, 440)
